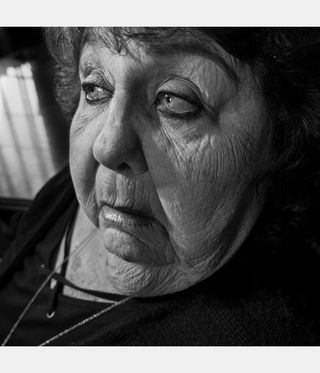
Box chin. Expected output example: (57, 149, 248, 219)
(104, 252, 161, 296)
(102, 228, 162, 265)
(104, 251, 214, 297)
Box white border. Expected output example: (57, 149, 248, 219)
(1, 347, 320, 373)
(0, 2, 320, 372)
(0, 0, 319, 26)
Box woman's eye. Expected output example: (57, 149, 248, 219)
(82, 83, 111, 104)
(155, 92, 201, 119)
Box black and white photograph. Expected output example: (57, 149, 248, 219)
(0, 2, 320, 368)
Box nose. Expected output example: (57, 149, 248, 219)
(92, 95, 148, 176)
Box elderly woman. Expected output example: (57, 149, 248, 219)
(1, 27, 320, 345)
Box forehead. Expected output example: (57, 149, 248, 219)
(80, 27, 240, 83)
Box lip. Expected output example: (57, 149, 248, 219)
(114, 206, 152, 219)
(100, 204, 154, 229)
(99, 204, 171, 265)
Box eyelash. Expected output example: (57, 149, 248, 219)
(154, 91, 202, 120)
(81, 83, 203, 120)
(81, 82, 112, 105)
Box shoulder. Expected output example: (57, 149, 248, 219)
(0, 166, 76, 283)
(94, 245, 320, 346)
(16, 165, 75, 234)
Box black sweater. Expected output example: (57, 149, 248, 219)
(1, 166, 320, 345)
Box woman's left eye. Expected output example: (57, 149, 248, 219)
(82, 83, 111, 104)
(154, 92, 201, 119)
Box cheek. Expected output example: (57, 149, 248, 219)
(69, 115, 99, 222)
(142, 115, 264, 238)
(143, 126, 221, 226)
(145, 121, 231, 194)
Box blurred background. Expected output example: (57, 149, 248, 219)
(0, 27, 69, 235)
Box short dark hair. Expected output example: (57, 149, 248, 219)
(45, 27, 320, 261)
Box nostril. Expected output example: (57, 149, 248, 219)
(118, 163, 129, 171)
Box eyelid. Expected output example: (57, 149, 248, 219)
(157, 76, 215, 114)
(81, 66, 114, 90)
(158, 77, 202, 96)
(81, 82, 109, 93)
(154, 91, 202, 122)
(81, 64, 106, 79)
(81, 81, 113, 94)
(81, 76, 114, 103)
(156, 90, 200, 107)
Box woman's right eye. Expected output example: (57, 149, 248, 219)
(81, 83, 111, 104)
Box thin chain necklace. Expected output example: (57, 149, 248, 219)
(2, 229, 131, 346)
(40, 296, 131, 346)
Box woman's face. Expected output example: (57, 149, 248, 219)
(70, 31, 271, 296)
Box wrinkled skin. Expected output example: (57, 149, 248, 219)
(70, 35, 271, 296)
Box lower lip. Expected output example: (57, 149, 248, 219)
(100, 205, 159, 264)
(100, 205, 153, 229)
(99, 205, 170, 265)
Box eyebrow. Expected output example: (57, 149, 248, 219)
(79, 37, 240, 85)
(79, 49, 105, 76)
(143, 40, 240, 85)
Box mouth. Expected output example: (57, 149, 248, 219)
(99, 203, 171, 265)
(100, 204, 157, 229)
(114, 206, 152, 219)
